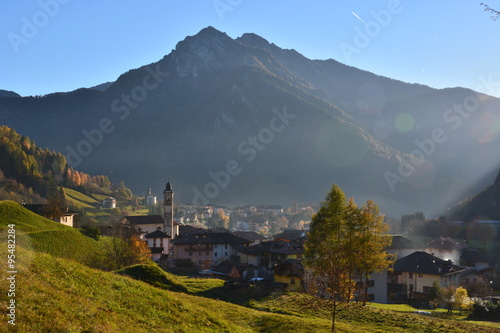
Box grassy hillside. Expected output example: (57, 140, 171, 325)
(0, 248, 331, 332)
(115, 264, 189, 293)
(0, 200, 105, 265)
(248, 293, 500, 333)
(63, 187, 97, 209)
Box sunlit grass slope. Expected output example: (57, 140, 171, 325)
(0, 200, 104, 264)
(249, 293, 500, 333)
(0, 248, 331, 332)
(63, 187, 97, 209)
(115, 264, 189, 293)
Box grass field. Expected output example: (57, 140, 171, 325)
(2, 201, 500, 332)
(248, 293, 500, 332)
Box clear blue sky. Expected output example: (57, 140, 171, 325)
(1, 1, 499, 97)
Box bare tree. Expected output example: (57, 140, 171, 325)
(481, 3, 500, 21)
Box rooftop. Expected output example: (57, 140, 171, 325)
(394, 251, 465, 276)
(121, 215, 164, 225)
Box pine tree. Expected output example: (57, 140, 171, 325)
(304, 184, 393, 332)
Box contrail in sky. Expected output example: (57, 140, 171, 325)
(351, 11, 367, 25)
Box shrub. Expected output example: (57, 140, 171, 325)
(80, 225, 100, 240)
(472, 299, 500, 320)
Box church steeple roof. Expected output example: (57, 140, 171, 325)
(165, 181, 173, 192)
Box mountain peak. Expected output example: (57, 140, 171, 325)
(171, 27, 238, 77)
(197, 26, 225, 37)
(237, 33, 271, 49)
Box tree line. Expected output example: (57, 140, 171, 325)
(0, 125, 130, 203)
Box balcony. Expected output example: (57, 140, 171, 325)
(185, 245, 213, 251)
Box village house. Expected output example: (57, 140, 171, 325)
(384, 251, 466, 303)
(459, 248, 493, 270)
(236, 239, 304, 269)
(144, 229, 171, 262)
(23, 204, 78, 227)
(425, 237, 468, 264)
(120, 215, 166, 235)
(387, 235, 425, 259)
(102, 197, 116, 209)
(367, 235, 425, 303)
(172, 231, 250, 266)
(273, 259, 304, 292)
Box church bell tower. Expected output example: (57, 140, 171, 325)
(164, 181, 174, 238)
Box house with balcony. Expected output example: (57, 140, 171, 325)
(171, 231, 250, 266)
(384, 251, 466, 303)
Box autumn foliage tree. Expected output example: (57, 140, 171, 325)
(304, 184, 393, 332)
(102, 223, 152, 270)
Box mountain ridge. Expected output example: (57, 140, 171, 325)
(1, 27, 499, 216)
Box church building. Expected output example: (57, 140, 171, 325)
(119, 181, 179, 260)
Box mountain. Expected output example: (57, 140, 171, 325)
(0, 89, 20, 97)
(450, 170, 500, 221)
(1, 26, 500, 216)
(88, 81, 114, 91)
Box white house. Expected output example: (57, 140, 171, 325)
(144, 230, 171, 262)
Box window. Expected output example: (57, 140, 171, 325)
(409, 273, 413, 279)
(367, 280, 375, 288)
(418, 273, 423, 278)
(367, 294, 375, 301)
(225, 244, 228, 249)
(214, 252, 218, 257)
(290, 278, 296, 284)
(153, 239, 157, 247)
(225, 252, 228, 256)
(423, 286, 431, 293)
(409, 284, 414, 292)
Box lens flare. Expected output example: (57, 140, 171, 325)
(471, 111, 500, 143)
(395, 113, 415, 132)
